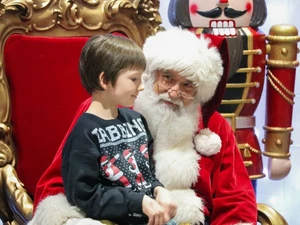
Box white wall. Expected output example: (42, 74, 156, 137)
(159, 1, 300, 224)
(255, 1, 300, 224)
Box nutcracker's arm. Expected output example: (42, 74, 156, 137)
(263, 24, 300, 180)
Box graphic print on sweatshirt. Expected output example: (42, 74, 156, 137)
(92, 117, 152, 194)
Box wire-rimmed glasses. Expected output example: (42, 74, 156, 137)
(157, 70, 196, 100)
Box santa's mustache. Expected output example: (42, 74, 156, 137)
(157, 93, 184, 107)
(196, 6, 248, 18)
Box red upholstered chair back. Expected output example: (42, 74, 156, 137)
(4, 35, 89, 196)
(0, 1, 161, 224)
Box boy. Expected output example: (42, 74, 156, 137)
(61, 34, 177, 225)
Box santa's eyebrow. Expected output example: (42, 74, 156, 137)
(162, 70, 174, 77)
(186, 80, 195, 85)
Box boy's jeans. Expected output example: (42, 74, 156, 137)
(165, 219, 177, 225)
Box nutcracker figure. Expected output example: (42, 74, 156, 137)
(168, 0, 299, 185)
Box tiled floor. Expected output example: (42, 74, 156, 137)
(159, 1, 300, 224)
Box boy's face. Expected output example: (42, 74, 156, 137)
(110, 69, 144, 107)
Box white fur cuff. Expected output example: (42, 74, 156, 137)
(28, 194, 84, 225)
(66, 218, 104, 225)
(170, 189, 205, 224)
(194, 128, 221, 156)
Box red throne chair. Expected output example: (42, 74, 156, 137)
(0, 0, 289, 224)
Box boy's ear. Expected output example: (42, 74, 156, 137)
(99, 72, 109, 90)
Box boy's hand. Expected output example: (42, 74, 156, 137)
(142, 195, 170, 225)
(154, 187, 177, 219)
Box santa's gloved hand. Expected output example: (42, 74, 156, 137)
(66, 218, 104, 225)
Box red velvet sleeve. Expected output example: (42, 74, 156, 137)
(33, 97, 92, 211)
(207, 113, 257, 225)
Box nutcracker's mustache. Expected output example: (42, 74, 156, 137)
(196, 7, 248, 18)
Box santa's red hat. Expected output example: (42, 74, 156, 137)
(142, 28, 229, 156)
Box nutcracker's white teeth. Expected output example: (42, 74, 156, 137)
(210, 20, 237, 36)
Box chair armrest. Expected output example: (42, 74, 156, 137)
(0, 141, 33, 225)
(258, 203, 288, 225)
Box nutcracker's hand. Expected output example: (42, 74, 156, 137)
(267, 158, 291, 180)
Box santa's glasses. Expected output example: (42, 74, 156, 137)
(157, 70, 196, 100)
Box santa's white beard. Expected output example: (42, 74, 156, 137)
(134, 89, 201, 188)
(134, 88, 205, 224)
(134, 88, 200, 150)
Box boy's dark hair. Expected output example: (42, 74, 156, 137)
(79, 34, 146, 94)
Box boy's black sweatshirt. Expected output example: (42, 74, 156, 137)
(62, 108, 163, 224)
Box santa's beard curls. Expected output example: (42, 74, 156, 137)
(134, 87, 200, 150)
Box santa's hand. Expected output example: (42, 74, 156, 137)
(66, 218, 104, 225)
(154, 187, 177, 219)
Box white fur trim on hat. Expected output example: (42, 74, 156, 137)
(195, 128, 221, 156)
(28, 194, 84, 225)
(143, 28, 223, 105)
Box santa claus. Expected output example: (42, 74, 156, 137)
(29, 29, 257, 225)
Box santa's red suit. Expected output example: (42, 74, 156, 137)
(29, 30, 257, 225)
